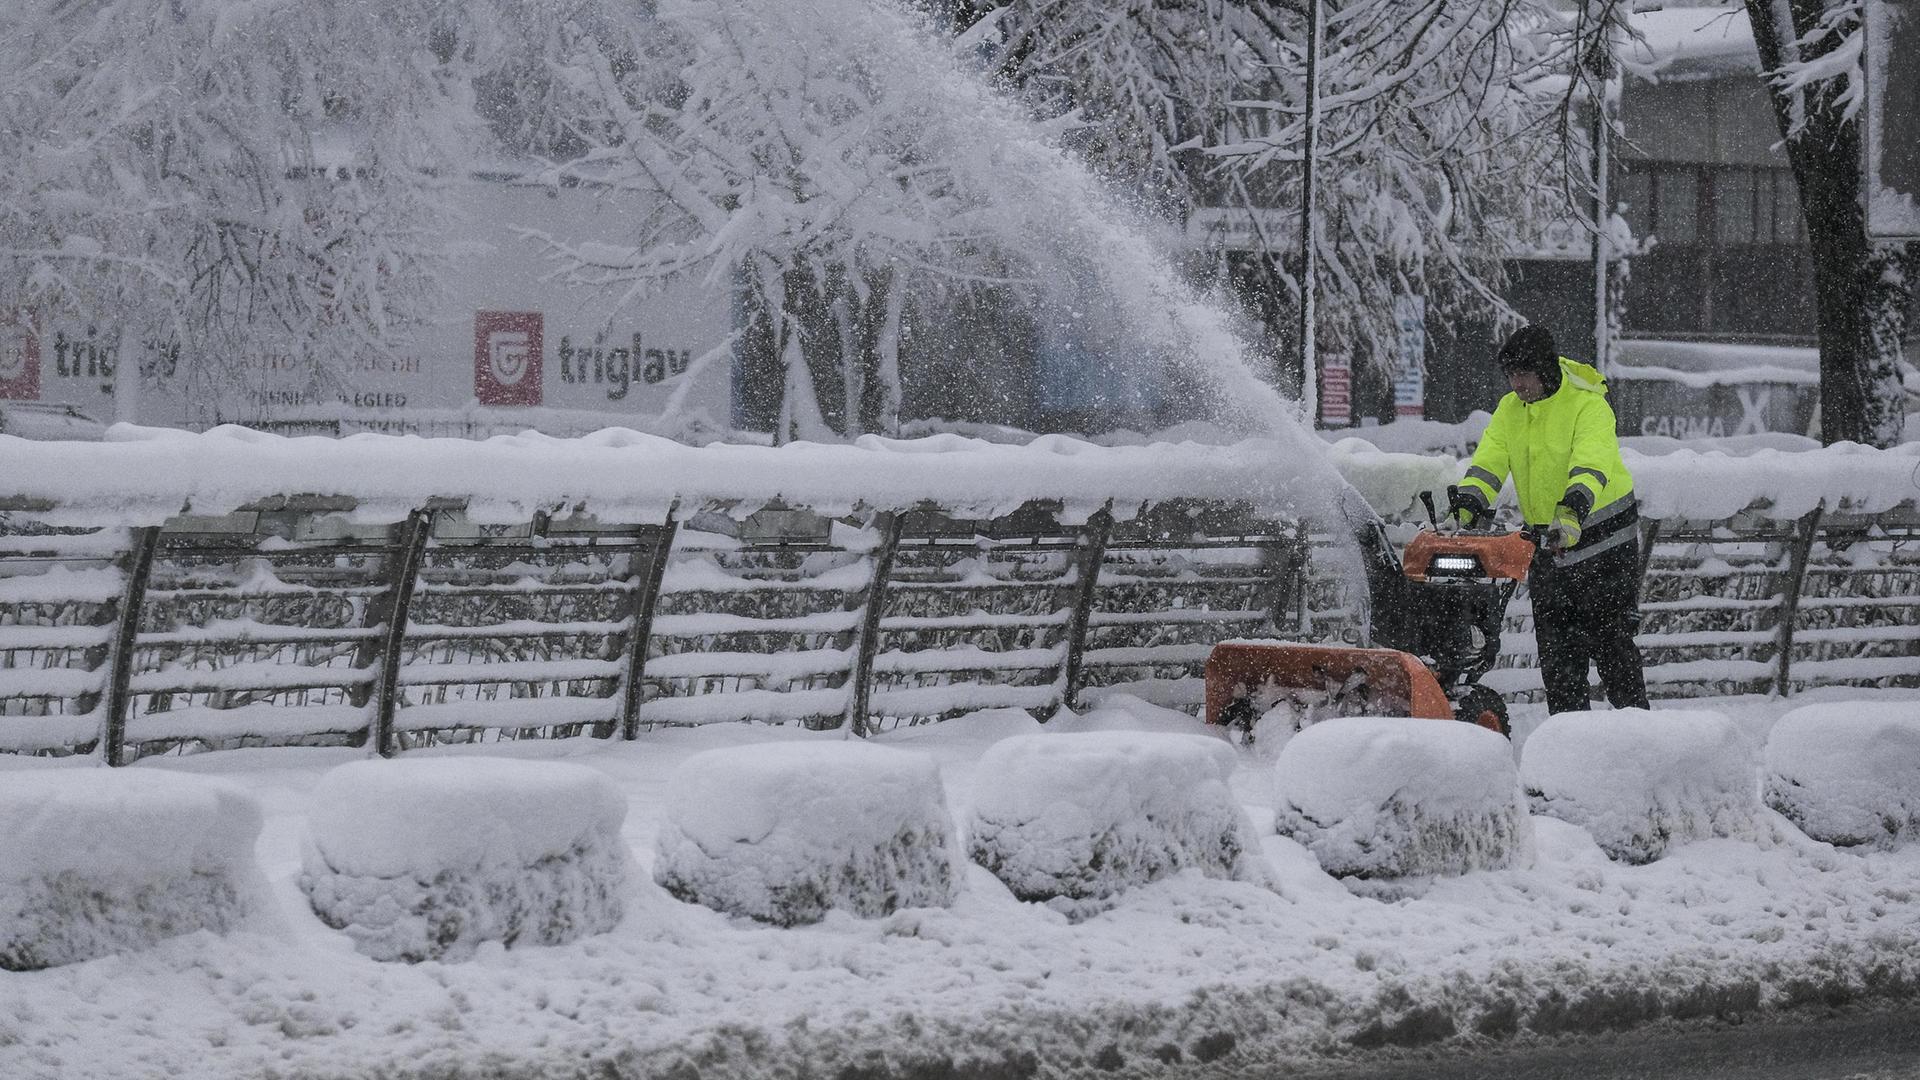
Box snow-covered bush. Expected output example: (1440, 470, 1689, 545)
(1273, 717, 1529, 889)
(0, 769, 264, 971)
(654, 741, 958, 926)
(1765, 703, 1920, 850)
(1520, 708, 1760, 865)
(300, 758, 631, 963)
(966, 731, 1265, 912)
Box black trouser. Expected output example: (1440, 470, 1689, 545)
(1528, 538, 1650, 715)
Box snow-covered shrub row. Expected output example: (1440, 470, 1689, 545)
(1272, 717, 1530, 889)
(3, 425, 1341, 527)
(1765, 703, 1920, 850)
(966, 731, 1266, 913)
(9, 423, 1913, 530)
(0, 769, 264, 971)
(300, 758, 631, 963)
(654, 741, 958, 926)
(1520, 709, 1761, 864)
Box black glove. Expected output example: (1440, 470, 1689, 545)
(1446, 488, 1487, 530)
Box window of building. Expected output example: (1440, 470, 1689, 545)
(1710, 167, 1804, 245)
(1653, 169, 1699, 244)
(1621, 161, 1815, 339)
(1770, 170, 1805, 243)
(1621, 171, 1652, 237)
(1714, 168, 1755, 243)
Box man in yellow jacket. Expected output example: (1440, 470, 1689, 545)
(1447, 325, 1649, 715)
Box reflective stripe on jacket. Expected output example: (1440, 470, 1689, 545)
(1456, 356, 1635, 534)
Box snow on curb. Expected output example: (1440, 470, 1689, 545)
(300, 758, 631, 962)
(1521, 708, 1761, 864)
(1766, 702, 1920, 849)
(0, 768, 264, 971)
(966, 730, 1266, 914)
(1273, 716, 1530, 889)
(654, 740, 958, 925)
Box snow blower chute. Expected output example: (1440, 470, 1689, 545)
(1208, 485, 1536, 741)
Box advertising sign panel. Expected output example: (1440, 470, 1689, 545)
(1320, 361, 1351, 427)
(1607, 375, 1819, 439)
(17, 182, 732, 432)
(0, 314, 40, 402)
(1393, 296, 1426, 418)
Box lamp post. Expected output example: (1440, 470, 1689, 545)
(1298, 0, 1322, 423)
(1588, 3, 1629, 376)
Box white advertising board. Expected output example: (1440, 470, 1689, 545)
(6, 181, 734, 435)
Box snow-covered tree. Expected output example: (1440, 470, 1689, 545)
(0, 0, 488, 420)
(1744, 0, 1913, 448)
(940, 0, 1613, 392)
(531, 0, 1002, 440)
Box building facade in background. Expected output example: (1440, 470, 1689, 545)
(1427, 4, 1919, 439)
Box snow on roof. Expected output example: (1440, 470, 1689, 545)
(1614, 338, 1819, 376)
(1622, 5, 1759, 82)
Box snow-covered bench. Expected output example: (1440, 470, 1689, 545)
(1, 768, 264, 971)
(1521, 707, 1760, 864)
(1766, 702, 1920, 850)
(967, 731, 1265, 913)
(654, 740, 958, 926)
(1273, 716, 1529, 890)
(300, 758, 631, 962)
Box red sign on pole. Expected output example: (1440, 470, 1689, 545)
(473, 311, 543, 406)
(0, 313, 40, 402)
(1320, 362, 1351, 427)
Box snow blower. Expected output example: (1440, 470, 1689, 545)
(1208, 484, 1538, 744)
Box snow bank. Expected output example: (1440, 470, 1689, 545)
(0, 425, 1342, 527)
(653, 740, 958, 926)
(1326, 424, 1920, 521)
(300, 757, 631, 962)
(1521, 708, 1761, 864)
(0, 768, 263, 970)
(966, 731, 1266, 914)
(1765, 702, 1920, 849)
(1272, 717, 1530, 890)
(7, 423, 1915, 534)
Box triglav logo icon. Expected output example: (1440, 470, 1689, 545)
(0, 314, 40, 400)
(487, 330, 531, 386)
(473, 311, 543, 407)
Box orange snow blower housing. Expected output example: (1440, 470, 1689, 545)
(1206, 490, 1538, 741)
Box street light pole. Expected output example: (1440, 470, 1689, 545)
(1589, 6, 1618, 376)
(1298, 0, 1322, 423)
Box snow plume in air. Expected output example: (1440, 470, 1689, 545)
(542, 0, 1337, 491)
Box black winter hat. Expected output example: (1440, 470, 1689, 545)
(1498, 325, 1561, 393)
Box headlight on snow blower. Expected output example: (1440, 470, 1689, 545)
(1427, 553, 1483, 578)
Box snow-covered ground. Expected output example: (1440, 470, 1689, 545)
(4, 687, 1919, 1080)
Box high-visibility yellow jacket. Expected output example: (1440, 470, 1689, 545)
(1457, 357, 1637, 560)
